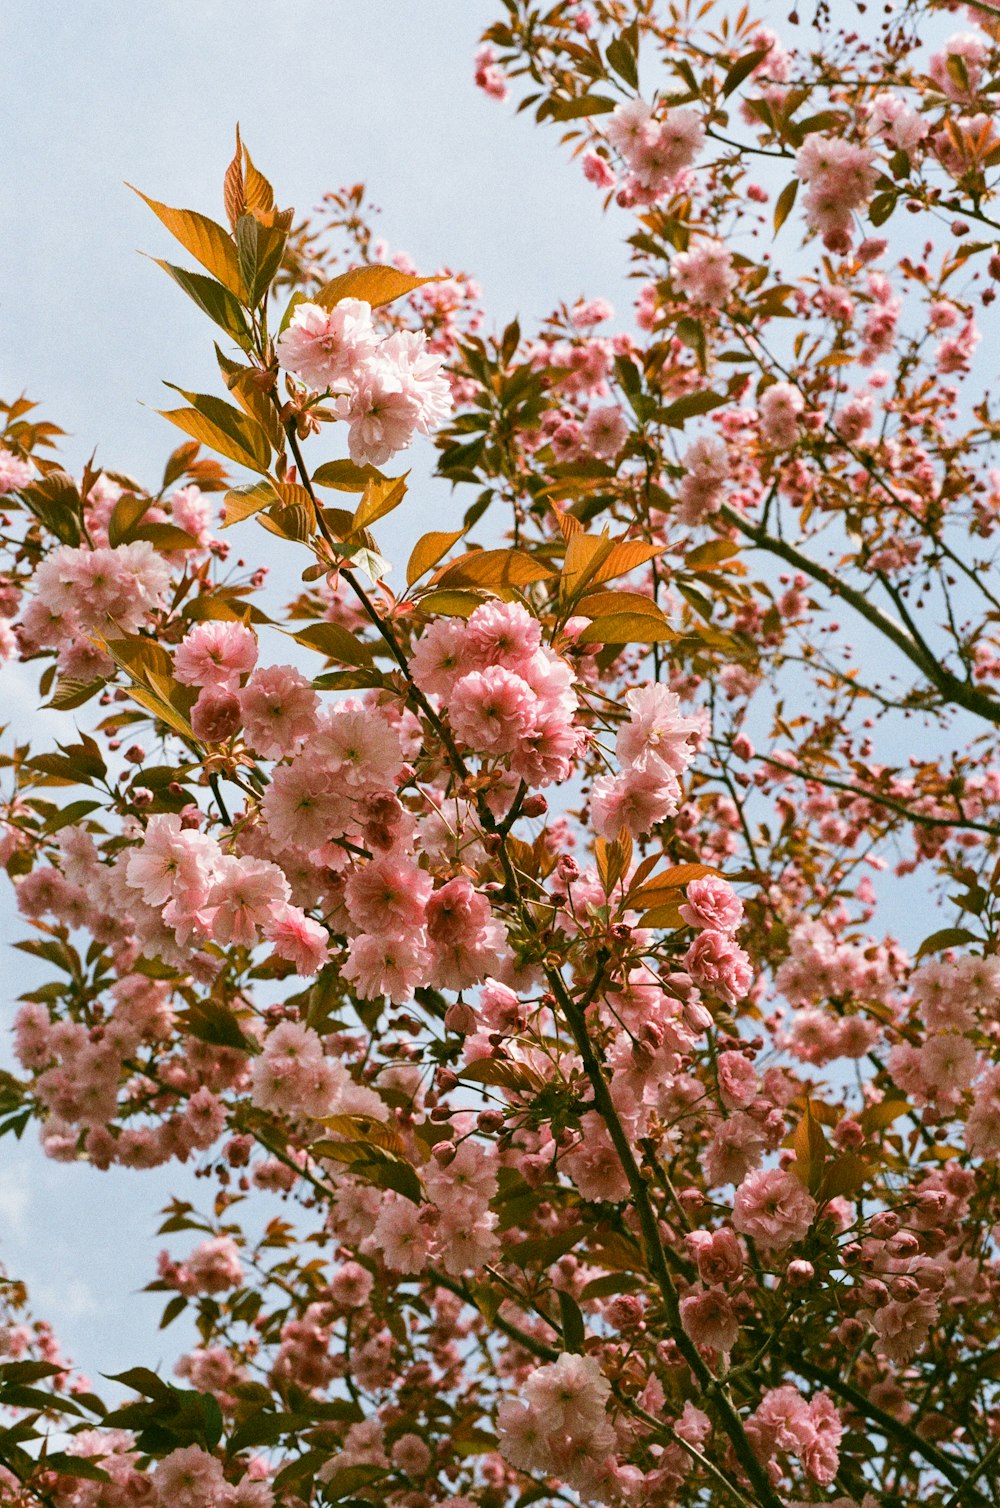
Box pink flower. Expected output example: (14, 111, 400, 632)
(239, 664, 319, 759)
(186, 1235, 244, 1293)
(582, 404, 629, 459)
(208, 857, 289, 947)
(474, 43, 509, 102)
(672, 238, 737, 307)
(449, 666, 538, 755)
(716, 1050, 759, 1110)
(265, 903, 328, 975)
(370, 1192, 430, 1273)
(679, 1287, 739, 1351)
(677, 435, 729, 525)
(685, 1227, 744, 1284)
(0, 447, 32, 494)
(152, 1445, 231, 1508)
(410, 618, 468, 698)
(191, 686, 242, 743)
(344, 854, 432, 935)
(759, 382, 804, 448)
(591, 764, 680, 840)
(343, 930, 429, 1003)
(125, 814, 218, 909)
(582, 151, 616, 189)
(617, 683, 705, 778)
(378, 330, 453, 435)
(275, 298, 379, 390)
(250, 1022, 345, 1120)
(465, 600, 542, 670)
(680, 875, 744, 934)
(337, 365, 418, 467)
(732, 1168, 816, 1249)
(685, 929, 753, 1004)
(315, 701, 404, 790)
(174, 620, 257, 691)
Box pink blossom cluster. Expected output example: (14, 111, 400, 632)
(591, 684, 706, 838)
(671, 237, 738, 307)
(497, 1351, 615, 1492)
(0, 445, 32, 494)
(275, 299, 452, 465)
(796, 135, 877, 254)
(603, 98, 705, 201)
(413, 600, 582, 786)
(21, 540, 171, 649)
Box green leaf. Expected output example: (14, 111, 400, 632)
(558, 1289, 586, 1353)
(313, 264, 442, 311)
(915, 927, 978, 959)
(606, 34, 639, 89)
(236, 212, 290, 308)
(18, 471, 82, 545)
(312, 458, 389, 491)
(223, 480, 279, 527)
(177, 999, 257, 1053)
(152, 259, 252, 348)
(773, 177, 799, 234)
(158, 402, 268, 473)
(129, 187, 245, 298)
(657, 390, 727, 427)
(722, 47, 769, 95)
(546, 93, 617, 120)
(292, 621, 372, 666)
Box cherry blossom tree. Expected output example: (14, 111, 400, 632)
(4, 2, 1000, 1504)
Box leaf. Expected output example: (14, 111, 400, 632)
(158, 403, 268, 473)
(629, 864, 721, 909)
(860, 1098, 909, 1135)
(606, 33, 639, 89)
(151, 259, 251, 348)
(434, 549, 556, 589)
(577, 589, 666, 620)
(236, 212, 289, 308)
(414, 588, 484, 618)
(223, 124, 246, 231)
(316, 1114, 403, 1154)
(320, 1465, 390, 1502)
(686, 538, 740, 568)
(589, 539, 663, 588)
(818, 1154, 870, 1202)
(130, 522, 200, 551)
(352, 472, 408, 532)
(313, 264, 443, 311)
(104, 1367, 172, 1401)
(722, 47, 769, 95)
(868, 191, 897, 228)
(916, 927, 977, 959)
(177, 999, 257, 1053)
(18, 472, 81, 545)
(547, 93, 617, 120)
(790, 1100, 828, 1196)
(223, 479, 279, 526)
(459, 1058, 541, 1093)
(773, 177, 799, 234)
(558, 1290, 586, 1353)
(313, 458, 389, 491)
(406, 529, 466, 585)
(657, 390, 728, 427)
(159, 1294, 187, 1330)
(595, 831, 632, 896)
(291, 621, 372, 667)
(578, 613, 676, 645)
(506, 1225, 586, 1267)
(129, 187, 244, 298)
(107, 491, 153, 547)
